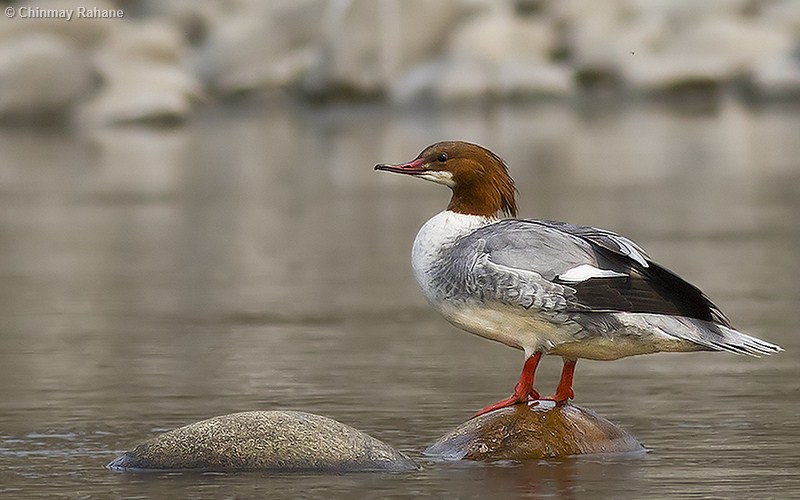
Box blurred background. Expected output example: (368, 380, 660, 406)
(1, 0, 800, 124)
(1, 0, 799, 498)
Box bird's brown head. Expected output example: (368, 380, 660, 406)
(374, 141, 518, 218)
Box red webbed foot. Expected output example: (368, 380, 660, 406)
(541, 359, 577, 406)
(473, 389, 541, 417)
(472, 352, 543, 418)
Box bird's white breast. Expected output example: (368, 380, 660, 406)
(411, 210, 495, 303)
(410, 211, 562, 353)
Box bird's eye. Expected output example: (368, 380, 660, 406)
(437, 153, 448, 162)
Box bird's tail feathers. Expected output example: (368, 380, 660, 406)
(676, 318, 782, 357)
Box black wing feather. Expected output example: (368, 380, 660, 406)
(544, 226, 732, 326)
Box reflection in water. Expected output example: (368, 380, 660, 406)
(0, 99, 798, 497)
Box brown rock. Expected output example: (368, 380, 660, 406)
(425, 402, 644, 461)
(107, 410, 418, 472)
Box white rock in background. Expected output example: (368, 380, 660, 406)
(192, 0, 326, 95)
(304, 0, 468, 97)
(385, 0, 476, 74)
(99, 17, 188, 62)
(751, 46, 800, 98)
(622, 16, 793, 92)
(390, 60, 444, 102)
(393, 3, 572, 102)
(560, 0, 794, 91)
(623, 0, 751, 24)
(670, 16, 792, 72)
(0, 0, 118, 121)
(77, 21, 202, 127)
(555, 0, 647, 73)
(447, 4, 555, 62)
(750, 0, 800, 97)
(758, 0, 800, 35)
(77, 61, 200, 127)
(450, 5, 572, 97)
(571, 19, 666, 82)
(0, 34, 95, 120)
(0, 0, 117, 47)
(192, 0, 468, 98)
(495, 59, 573, 98)
(433, 57, 492, 102)
(303, 0, 389, 95)
(127, 0, 232, 44)
(413, 57, 572, 103)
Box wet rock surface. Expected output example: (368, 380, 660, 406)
(425, 402, 644, 461)
(108, 410, 418, 472)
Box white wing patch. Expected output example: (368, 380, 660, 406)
(610, 236, 649, 268)
(558, 264, 627, 283)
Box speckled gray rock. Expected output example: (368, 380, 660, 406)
(425, 402, 644, 461)
(107, 410, 418, 472)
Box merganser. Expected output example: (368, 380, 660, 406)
(375, 141, 782, 417)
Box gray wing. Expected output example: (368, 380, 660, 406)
(531, 220, 650, 268)
(438, 219, 730, 326)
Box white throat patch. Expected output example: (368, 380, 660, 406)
(418, 169, 455, 187)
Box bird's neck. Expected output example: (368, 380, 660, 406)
(446, 175, 518, 218)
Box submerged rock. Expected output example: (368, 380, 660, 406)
(425, 402, 643, 461)
(108, 410, 418, 472)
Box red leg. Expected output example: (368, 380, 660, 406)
(542, 358, 576, 405)
(473, 352, 543, 417)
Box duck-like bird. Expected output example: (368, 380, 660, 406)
(375, 141, 782, 417)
